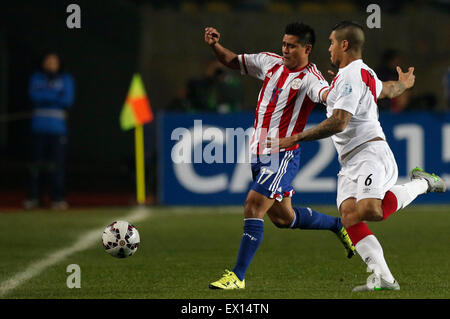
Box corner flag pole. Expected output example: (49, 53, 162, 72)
(134, 124, 146, 204)
(120, 73, 153, 206)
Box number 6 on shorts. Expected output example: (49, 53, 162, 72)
(365, 174, 373, 186)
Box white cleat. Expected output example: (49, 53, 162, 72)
(352, 273, 400, 292)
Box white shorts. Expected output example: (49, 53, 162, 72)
(336, 140, 398, 209)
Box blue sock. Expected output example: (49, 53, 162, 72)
(290, 207, 341, 232)
(232, 218, 264, 281)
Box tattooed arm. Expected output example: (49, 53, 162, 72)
(267, 109, 352, 149)
(379, 66, 415, 99)
(296, 109, 352, 142)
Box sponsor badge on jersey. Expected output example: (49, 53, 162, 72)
(291, 78, 302, 90)
(341, 83, 352, 96)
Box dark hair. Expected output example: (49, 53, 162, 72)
(332, 20, 365, 52)
(332, 20, 364, 31)
(284, 22, 315, 47)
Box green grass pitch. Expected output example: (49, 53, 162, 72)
(0, 205, 448, 299)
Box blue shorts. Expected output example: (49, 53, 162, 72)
(250, 148, 301, 201)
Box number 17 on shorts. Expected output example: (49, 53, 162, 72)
(250, 149, 300, 201)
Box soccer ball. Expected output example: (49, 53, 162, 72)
(102, 220, 140, 258)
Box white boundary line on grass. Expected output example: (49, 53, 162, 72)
(0, 206, 150, 298)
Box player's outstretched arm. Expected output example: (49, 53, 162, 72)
(379, 66, 415, 99)
(204, 27, 240, 70)
(267, 109, 352, 149)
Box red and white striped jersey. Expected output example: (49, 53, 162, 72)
(238, 52, 328, 154)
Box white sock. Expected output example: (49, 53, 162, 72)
(389, 179, 428, 211)
(355, 235, 395, 283)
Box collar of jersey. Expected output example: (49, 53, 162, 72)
(338, 58, 363, 72)
(283, 63, 309, 73)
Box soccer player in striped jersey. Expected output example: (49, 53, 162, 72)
(205, 22, 355, 290)
(271, 21, 446, 292)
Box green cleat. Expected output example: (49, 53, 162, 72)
(336, 226, 356, 259)
(411, 167, 446, 193)
(209, 270, 245, 290)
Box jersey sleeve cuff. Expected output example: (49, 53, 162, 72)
(318, 86, 328, 103)
(331, 105, 355, 116)
(238, 54, 248, 75)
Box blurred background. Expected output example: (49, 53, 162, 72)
(0, 0, 449, 209)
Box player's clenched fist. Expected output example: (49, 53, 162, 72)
(204, 27, 220, 46)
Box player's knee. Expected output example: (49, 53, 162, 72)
(340, 213, 359, 228)
(244, 196, 264, 218)
(339, 205, 360, 228)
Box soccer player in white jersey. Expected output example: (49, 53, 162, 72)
(205, 22, 356, 290)
(271, 21, 446, 291)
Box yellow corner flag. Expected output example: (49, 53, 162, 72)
(120, 74, 153, 130)
(120, 74, 154, 205)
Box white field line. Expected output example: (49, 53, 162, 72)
(0, 206, 150, 298)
